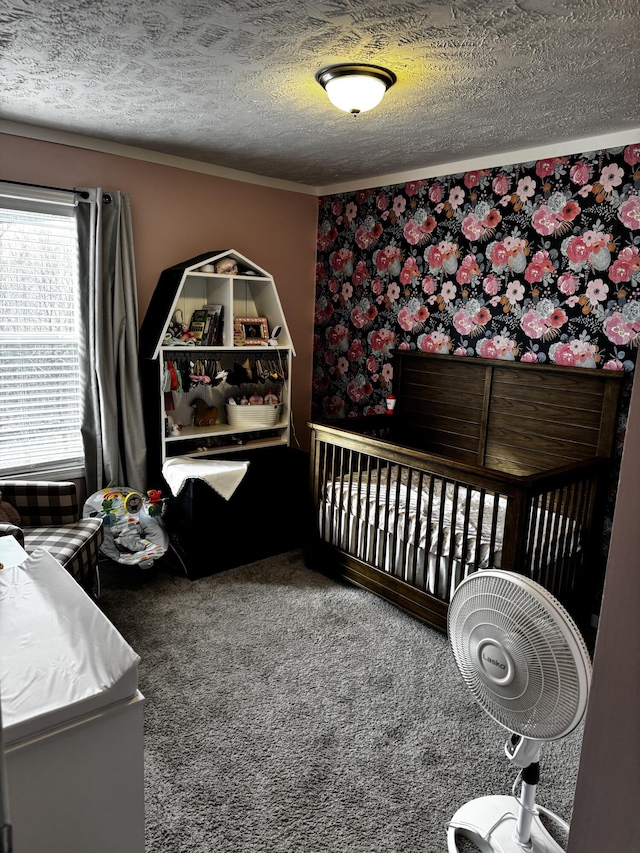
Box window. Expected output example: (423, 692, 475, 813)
(0, 182, 84, 478)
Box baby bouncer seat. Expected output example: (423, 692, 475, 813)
(84, 486, 169, 568)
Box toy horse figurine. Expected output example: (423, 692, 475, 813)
(192, 398, 218, 426)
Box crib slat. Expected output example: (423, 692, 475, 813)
(563, 481, 583, 584)
(537, 490, 553, 587)
(379, 460, 393, 571)
(556, 481, 580, 594)
(409, 469, 425, 587)
(398, 468, 413, 582)
(568, 479, 591, 592)
(363, 456, 374, 561)
(444, 482, 461, 600)
(371, 459, 383, 565)
(390, 464, 403, 577)
(541, 488, 562, 592)
(314, 439, 322, 540)
(458, 486, 472, 584)
(523, 494, 537, 577)
(433, 476, 448, 599)
(345, 448, 356, 554)
(487, 490, 501, 569)
(345, 448, 355, 557)
(324, 442, 337, 546)
(542, 488, 558, 587)
(529, 492, 549, 581)
(335, 446, 346, 549)
(335, 445, 347, 549)
(553, 485, 570, 593)
(328, 443, 336, 546)
(473, 489, 486, 573)
(354, 452, 364, 561)
(422, 475, 436, 593)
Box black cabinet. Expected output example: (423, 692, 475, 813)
(163, 446, 311, 578)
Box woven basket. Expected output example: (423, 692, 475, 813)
(225, 403, 282, 428)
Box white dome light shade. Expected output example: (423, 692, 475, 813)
(325, 74, 386, 114)
(316, 64, 396, 115)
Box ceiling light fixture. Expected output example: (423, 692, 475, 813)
(315, 63, 396, 115)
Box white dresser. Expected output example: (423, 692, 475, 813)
(1, 547, 145, 853)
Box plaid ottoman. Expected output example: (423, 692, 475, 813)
(22, 518, 104, 593)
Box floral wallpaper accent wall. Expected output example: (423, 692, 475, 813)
(313, 143, 640, 422)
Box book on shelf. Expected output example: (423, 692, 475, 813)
(202, 304, 223, 346)
(202, 313, 214, 345)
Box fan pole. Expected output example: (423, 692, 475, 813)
(515, 762, 539, 847)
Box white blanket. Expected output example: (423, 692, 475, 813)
(162, 456, 249, 501)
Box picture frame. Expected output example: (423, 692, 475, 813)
(235, 316, 269, 345)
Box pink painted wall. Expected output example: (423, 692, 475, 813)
(1, 132, 318, 450)
(567, 369, 640, 852)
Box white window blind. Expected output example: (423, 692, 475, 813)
(0, 192, 84, 478)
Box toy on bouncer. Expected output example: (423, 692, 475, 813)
(83, 486, 170, 568)
(145, 490, 165, 516)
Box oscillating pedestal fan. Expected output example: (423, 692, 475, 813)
(447, 569, 591, 853)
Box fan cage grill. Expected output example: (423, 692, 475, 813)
(448, 571, 591, 740)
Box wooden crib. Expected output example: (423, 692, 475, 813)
(308, 352, 623, 633)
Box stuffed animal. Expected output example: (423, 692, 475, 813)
(192, 398, 219, 426)
(0, 491, 21, 525)
(146, 489, 165, 518)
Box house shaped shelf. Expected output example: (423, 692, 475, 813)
(140, 250, 294, 460)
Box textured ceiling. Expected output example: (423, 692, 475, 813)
(2, 0, 639, 189)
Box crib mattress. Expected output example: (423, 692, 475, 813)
(1, 547, 140, 746)
(323, 467, 576, 602)
(325, 468, 508, 564)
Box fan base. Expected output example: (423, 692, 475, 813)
(448, 795, 568, 853)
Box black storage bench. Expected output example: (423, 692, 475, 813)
(164, 446, 310, 579)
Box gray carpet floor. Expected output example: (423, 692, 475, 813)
(99, 550, 582, 853)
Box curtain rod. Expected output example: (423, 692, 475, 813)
(1, 179, 90, 199)
(1, 180, 112, 203)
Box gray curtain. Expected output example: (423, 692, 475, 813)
(76, 189, 147, 494)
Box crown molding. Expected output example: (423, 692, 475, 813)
(3, 119, 638, 199)
(318, 128, 640, 195)
(0, 120, 319, 196)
